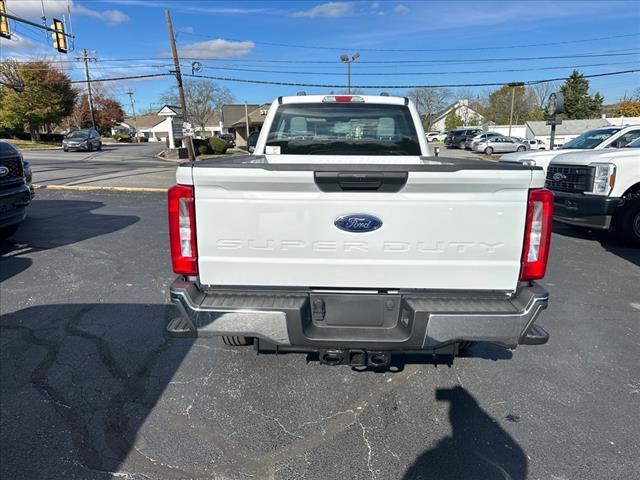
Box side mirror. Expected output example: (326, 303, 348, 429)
(248, 146, 255, 153)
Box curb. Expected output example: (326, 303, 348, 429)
(34, 184, 167, 193)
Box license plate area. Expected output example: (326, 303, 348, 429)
(310, 293, 401, 327)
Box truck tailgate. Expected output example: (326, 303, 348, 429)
(192, 163, 535, 291)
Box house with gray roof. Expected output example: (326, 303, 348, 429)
(525, 118, 611, 147)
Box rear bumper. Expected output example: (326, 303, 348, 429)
(169, 278, 549, 350)
(552, 190, 619, 230)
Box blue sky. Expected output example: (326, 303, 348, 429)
(2, 0, 639, 115)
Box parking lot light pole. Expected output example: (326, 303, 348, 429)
(340, 52, 360, 94)
(507, 82, 525, 137)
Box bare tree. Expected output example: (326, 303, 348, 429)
(531, 82, 560, 110)
(407, 87, 452, 129)
(161, 79, 235, 137)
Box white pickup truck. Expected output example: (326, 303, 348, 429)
(501, 125, 640, 172)
(545, 137, 639, 244)
(167, 94, 554, 366)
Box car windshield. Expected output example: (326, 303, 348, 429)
(560, 128, 622, 149)
(67, 130, 89, 138)
(625, 137, 640, 148)
(265, 102, 421, 155)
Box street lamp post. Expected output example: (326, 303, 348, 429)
(507, 82, 525, 137)
(340, 52, 360, 94)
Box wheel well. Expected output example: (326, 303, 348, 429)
(621, 182, 640, 202)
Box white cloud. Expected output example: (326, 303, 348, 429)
(175, 39, 255, 59)
(394, 4, 410, 15)
(0, 33, 49, 56)
(292, 2, 352, 18)
(177, 26, 194, 34)
(5, 0, 129, 26)
(371, 1, 380, 9)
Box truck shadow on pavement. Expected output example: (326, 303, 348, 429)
(402, 386, 528, 480)
(0, 199, 139, 282)
(552, 222, 640, 267)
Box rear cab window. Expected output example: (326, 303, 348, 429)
(265, 102, 421, 156)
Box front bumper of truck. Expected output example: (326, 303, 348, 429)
(168, 278, 549, 353)
(552, 190, 620, 230)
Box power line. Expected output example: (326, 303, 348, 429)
(194, 60, 640, 77)
(175, 68, 637, 89)
(181, 31, 640, 52)
(64, 69, 640, 89)
(11, 48, 640, 66)
(69, 73, 172, 84)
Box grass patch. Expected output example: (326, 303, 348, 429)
(1, 139, 60, 150)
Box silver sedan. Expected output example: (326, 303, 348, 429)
(472, 136, 529, 155)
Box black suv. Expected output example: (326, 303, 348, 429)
(0, 141, 33, 239)
(444, 128, 482, 149)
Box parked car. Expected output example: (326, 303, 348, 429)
(425, 131, 445, 142)
(218, 133, 236, 148)
(464, 132, 500, 150)
(0, 140, 33, 239)
(62, 129, 102, 152)
(166, 94, 552, 366)
(526, 139, 547, 150)
(472, 136, 528, 154)
(501, 125, 640, 172)
(444, 128, 482, 149)
(545, 136, 640, 244)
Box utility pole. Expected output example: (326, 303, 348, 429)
(126, 88, 138, 138)
(165, 10, 195, 161)
(244, 102, 250, 146)
(507, 81, 524, 137)
(76, 49, 97, 130)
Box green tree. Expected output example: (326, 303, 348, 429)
(483, 85, 538, 124)
(0, 60, 76, 141)
(560, 70, 604, 119)
(444, 109, 463, 130)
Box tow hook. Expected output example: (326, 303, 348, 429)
(319, 349, 345, 365)
(367, 351, 391, 367)
(319, 349, 392, 367)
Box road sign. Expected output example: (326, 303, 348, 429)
(182, 127, 194, 137)
(182, 122, 192, 129)
(546, 118, 563, 126)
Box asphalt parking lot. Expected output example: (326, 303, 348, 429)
(23, 143, 174, 189)
(1, 189, 638, 480)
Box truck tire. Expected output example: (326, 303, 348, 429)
(222, 336, 253, 346)
(0, 224, 20, 240)
(616, 199, 640, 245)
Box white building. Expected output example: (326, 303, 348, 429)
(429, 99, 485, 131)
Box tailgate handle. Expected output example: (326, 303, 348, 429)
(314, 172, 408, 192)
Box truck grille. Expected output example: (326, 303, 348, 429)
(0, 157, 24, 182)
(545, 165, 594, 193)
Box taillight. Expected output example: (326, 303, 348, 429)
(168, 184, 198, 275)
(520, 188, 554, 281)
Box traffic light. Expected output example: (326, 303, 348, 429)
(50, 18, 67, 53)
(0, 0, 11, 39)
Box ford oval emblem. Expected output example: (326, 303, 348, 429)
(335, 214, 382, 233)
(0, 166, 9, 178)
